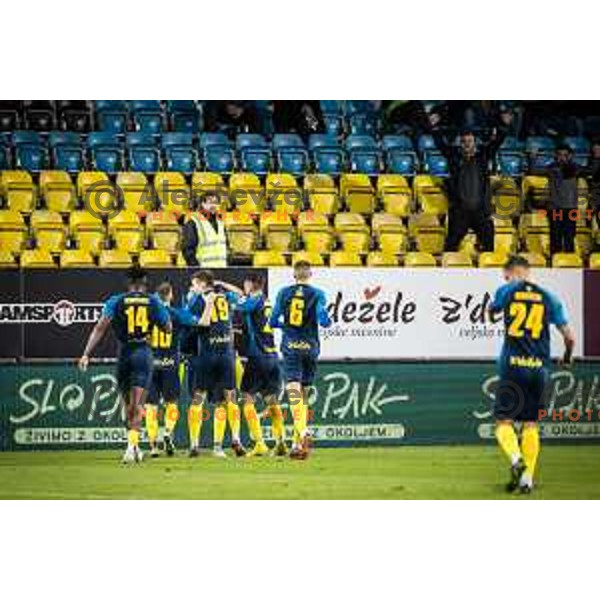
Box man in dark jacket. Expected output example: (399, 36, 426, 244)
(429, 110, 513, 252)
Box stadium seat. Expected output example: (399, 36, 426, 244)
(320, 101, 343, 136)
(345, 135, 381, 175)
(253, 250, 287, 267)
(329, 251, 363, 267)
(372, 213, 408, 255)
(291, 250, 325, 266)
(442, 252, 473, 267)
(98, 249, 133, 268)
(589, 253, 600, 269)
(564, 136, 590, 155)
(224, 212, 258, 256)
(0, 250, 16, 267)
(0, 101, 22, 131)
(87, 132, 124, 174)
(519, 252, 546, 267)
(297, 211, 334, 254)
(525, 136, 555, 155)
(414, 175, 448, 216)
(366, 251, 398, 267)
(77, 171, 119, 217)
(60, 249, 95, 268)
(39, 171, 75, 213)
(154, 171, 190, 213)
(552, 253, 583, 268)
(127, 132, 161, 173)
(237, 134, 271, 175)
(424, 153, 449, 177)
(404, 252, 436, 267)
(492, 176, 521, 218)
(57, 100, 91, 133)
(383, 136, 417, 175)
(146, 211, 181, 254)
(130, 100, 163, 134)
(230, 173, 264, 214)
(199, 133, 235, 174)
(109, 211, 144, 253)
(305, 174, 339, 215)
(0, 135, 11, 170)
(519, 212, 550, 256)
(20, 248, 56, 268)
(162, 133, 197, 174)
(266, 173, 303, 214)
(30, 210, 66, 253)
(0, 210, 27, 255)
(260, 211, 295, 251)
(69, 211, 106, 255)
(459, 233, 478, 261)
(478, 252, 509, 268)
(191, 171, 228, 211)
(166, 100, 200, 133)
(377, 174, 412, 217)
(95, 101, 128, 133)
(1, 170, 36, 213)
(408, 214, 445, 254)
(309, 134, 344, 175)
(273, 134, 308, 176)
(116, 172, 154, 213)
(48, 132, 85, 172)
(13, 131, 48, 171)
(497, 151, 525, 177)
(340, 174, 375, 214)
(139, 249, 173, 268)
(23, 101, 55, 131)
(522, 176, 549, 207)
(334, 213, 370, 253)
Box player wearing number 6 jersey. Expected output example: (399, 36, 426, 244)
(269, 261, 332, 459)
(488, 255, 575, 494)
(78, 267, 172, 464)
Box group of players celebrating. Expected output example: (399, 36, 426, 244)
(78, 261, 331, 464)
(79, 255, 575, 494)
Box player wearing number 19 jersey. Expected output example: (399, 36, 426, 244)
(488, 256, 575, 493)
(78, 267, 171, 464)
(269, 260, 331, 459)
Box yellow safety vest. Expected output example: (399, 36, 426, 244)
(191, 214, 228, 267)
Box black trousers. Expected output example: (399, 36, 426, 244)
(445, 207, 494, 252)
(549, 208, 576, 254)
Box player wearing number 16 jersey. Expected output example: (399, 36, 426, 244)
(488, 256, 575, 494)
(269, 260, 331, 459)
(78, 267, 171, 464)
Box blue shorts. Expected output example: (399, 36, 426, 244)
(240, 356, 282, 397)
(116, 344, 153, 395)
(147, 367, 180, 405)
(282, 350, 318, 386)
(190, 353, 236, 396)
(494, 366, 549, 422)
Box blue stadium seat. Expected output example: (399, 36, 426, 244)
(127, 132, 161, 173)
(424, 153, 449, 177)
(500, 136, 525, 151)
(525, 136, 555, 154)
(13, 131, 48, 171)
(24, 101, 56, 131)
(199, 133, 235, 174)
(309, 134, 345, 175)
(529, 152, 554, 170)
(48, 131, 85, 172)
(385, 149, 417, 175)
(94, 101, 128, 133)
(57, 101, 91, 133)
(345, 135, 381, 174)
(564, 136, 590, 155)
(166, 100, 199, 133)
(162, 132, 197, 173)
(130, 100, 163, 134)
(497, 152, 525, 177)
(417, 134, 439, 155)
(346, 102, 378, 136)
(272, 134, 308, 175)
(236, 134, 271, 175)
(87, 132, 124, 173)
(383, 135, 414, 152)
(320, 101, 344, 136)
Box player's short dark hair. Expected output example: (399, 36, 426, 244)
(156, 281, 173, 301)
(127, 266, 148, 285)
(504, 255, 530, 270)
(244, 272, 265, 289)
(191, 269, 215, 286)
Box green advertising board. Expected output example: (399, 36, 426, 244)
(1, 361, 600, 451)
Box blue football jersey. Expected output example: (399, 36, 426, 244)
(237, 292, 277, 357)
(150, 304, 198, 367)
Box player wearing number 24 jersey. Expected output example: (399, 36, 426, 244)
(488, 255, 575, 494)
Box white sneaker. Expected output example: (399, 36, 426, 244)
(122, 447, 143, 464)
(213, 447, 227, 459)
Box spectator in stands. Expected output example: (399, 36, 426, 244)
(588, 141, 600, 230)
(182, 191, 228, 267)
(204, 101, 262, 135)
(272, 101, 324, 140)
(429, 109, 513, 252)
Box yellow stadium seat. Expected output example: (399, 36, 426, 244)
(305, 174, 338, 216)
(260, 211, 296, 251)
(154, 171, 190, 214)
(330, 251, 363, 267)
(30, 210, 66, 253)
(334, 213, 369, 252)
(377, 174, 412, 217)
(520, 212, 550, 256)
(230, 173, 264, 214)
(98, 249, 133, 268)
(340, 174, 375, 214)
(109, 211, 144, 253)
(40, 171, 75, 213)
(1, 170, 37, 213)
(77, 171, 119, 218)
(139, 249, 173, 268)
(60, 249, 95, 268)
(519, 252, 546, 267)
(0, 211, 27, 255)
(459, 233, 478, 260)
(266, 174, 303, 214)
(492, 176, 521, 218)
(192, 172, 226, 196)
(0, 250, 16, 267)
(292, 251, 325, 267)
(366, 252, 398, 267)
(494, 232, 517, 255)
(297, 211, 333, 253)
(522, 176, 549, 207)
(146, 210, 179, 231)
(442, 252, 473, 267)
(414, 175, 448, 216)
(372, 213, 407, 254)
(224, 211, 258, 256)
(297, 210, 329, 232)
(152, 230, 180, 253)
(478, 252, 508, 268)
(116, 172, 154, 214)
(253, 251, 287, 267)
(21, 249, 56, 268)
(408, 214, 445, 254)
(589, 253, 600, 269)
(69, 211, 106, 255)
(552, 253, 583, 268)
(404, 252, 436, 268)
(334, 213, 367, 231)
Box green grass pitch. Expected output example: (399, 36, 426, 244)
(1, 446, 599, 499)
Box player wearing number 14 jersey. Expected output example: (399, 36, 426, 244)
(488, 256, 575, 494)
(78, 267, 171, 464)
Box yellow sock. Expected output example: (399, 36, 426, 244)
(145, 404, 159, 444)
(521, 425, 540, 479)
(214, 404, 228, 446)
(291, 402, 307, 445)
(227, 401, 241, 442)
(165, 402, 179, 435)
(188, 404, 203, 448)
(243, 403, 263, 443)
(269, 404, 285, 442)
(495, 422, 521, 465)
(127, 429, 140, 448)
